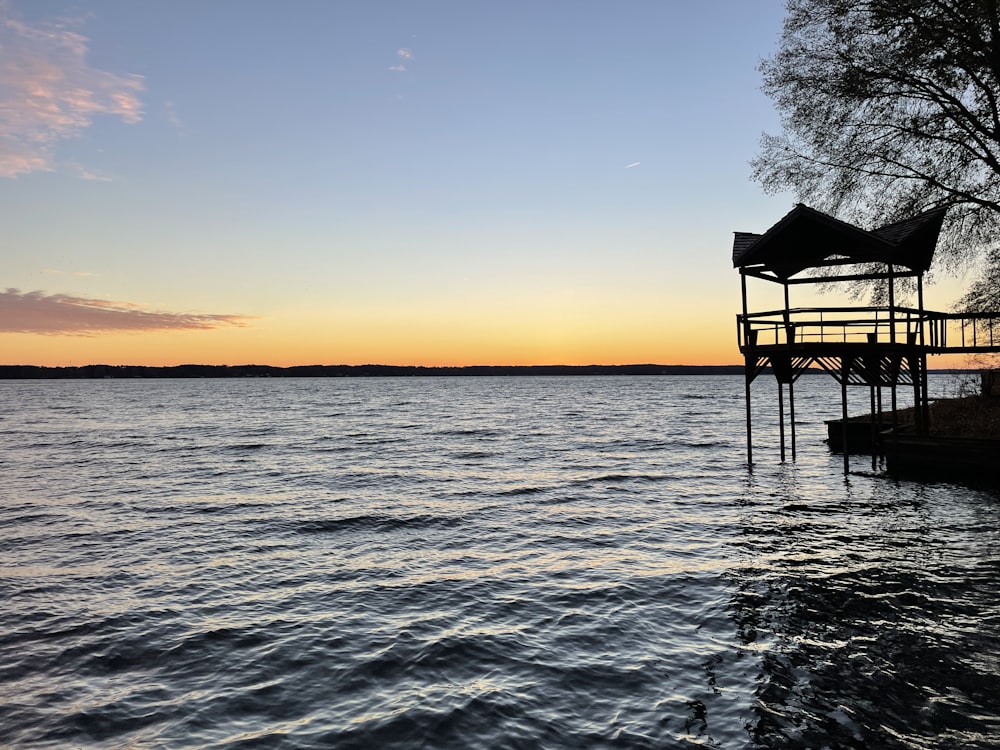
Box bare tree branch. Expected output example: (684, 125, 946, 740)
(755, 0, 1000, 307)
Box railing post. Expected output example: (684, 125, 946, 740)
(917, 274, 925, 347)
(888, 264, 896, 344)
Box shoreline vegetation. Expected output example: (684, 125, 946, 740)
(921, 396, 1000, 440)
(859, 395, 1000, 441)
(839, 371, 1000, 441)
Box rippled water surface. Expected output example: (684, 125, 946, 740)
(2, 375, 999, 749)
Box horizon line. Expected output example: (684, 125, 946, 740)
(0, 362, 978, 373)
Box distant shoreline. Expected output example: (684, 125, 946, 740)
(0, 364, 747, 379)
(0, 364, 976, 379)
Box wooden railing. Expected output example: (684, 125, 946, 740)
(737, 306, 1000, 353)
(948, 311, 1000, 350)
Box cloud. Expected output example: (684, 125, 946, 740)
(65, 161, 112, 181)
(0, 4, 144, 178)
(163, 100, 184, 132)
(0, 289, 254, 335)
(389, 47, 413, 72)
(41, 268, 98, 277)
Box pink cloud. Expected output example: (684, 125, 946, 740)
(0, 289, 254, 335)
(0, 5, 144, 177)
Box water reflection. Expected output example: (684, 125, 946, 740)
(733, 467, 1000, 748)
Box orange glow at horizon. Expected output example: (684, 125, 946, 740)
(0, 305, 748, 368)
(6, 275, 993, 370)
(5, 321, 994, 370)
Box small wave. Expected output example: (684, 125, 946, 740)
(436, 428, 501, 437)
(342, 434, 408, 446)
(496, 486, 547, 497)
(554, 473, 667, 490)
(293, 513, 462, 535)
(451, 451, 493, 460)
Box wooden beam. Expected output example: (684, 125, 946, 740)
(783, 270, 920, 285)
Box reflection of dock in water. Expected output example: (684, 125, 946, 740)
(732, 204, 1000, 472)
(730, 470, 1000, 746)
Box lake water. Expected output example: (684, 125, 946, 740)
(2, 375, 998, 749)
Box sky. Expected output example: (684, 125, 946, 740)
(0, 0, 976, 367)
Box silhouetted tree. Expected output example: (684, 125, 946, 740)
(753, 0, 1000, 309)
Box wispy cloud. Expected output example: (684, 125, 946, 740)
(0, 289, 253, 335)
(0, 3, 144, 178)
(389, 47, 413, 72)
(163, 100, 184, 133)
(41, 268, 98, 277)
(65, 161, 113, 181)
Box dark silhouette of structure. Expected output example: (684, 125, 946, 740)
(734, 205, 1000, 472)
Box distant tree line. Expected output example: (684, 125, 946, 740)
(0, 364, 752, 379)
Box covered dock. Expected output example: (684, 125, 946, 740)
(734, 204, 1000, 472)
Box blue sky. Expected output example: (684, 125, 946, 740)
(1, 0, 878, 365)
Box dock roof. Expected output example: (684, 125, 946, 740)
(732, 205, 947, 279)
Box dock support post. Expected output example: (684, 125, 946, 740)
(876, 385, 884, 462)
(891, 382, 899, 455)
(921, 353, 930, 433)
(778, 382, 786, 462)
(912, 354, 924, 435)
(870, 386, 878, 471)
(789, 379, 797, 460)
(841, 359, 850, 475)
(744, 363, 753, 468)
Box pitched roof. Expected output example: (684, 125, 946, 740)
(732, 204, 947, 279)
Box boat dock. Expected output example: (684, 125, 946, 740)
(733, 204, 1000, 473)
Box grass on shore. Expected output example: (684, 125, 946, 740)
(892, 395, 1000, 440)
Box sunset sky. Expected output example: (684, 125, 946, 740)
(0, 1, 975, 367)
